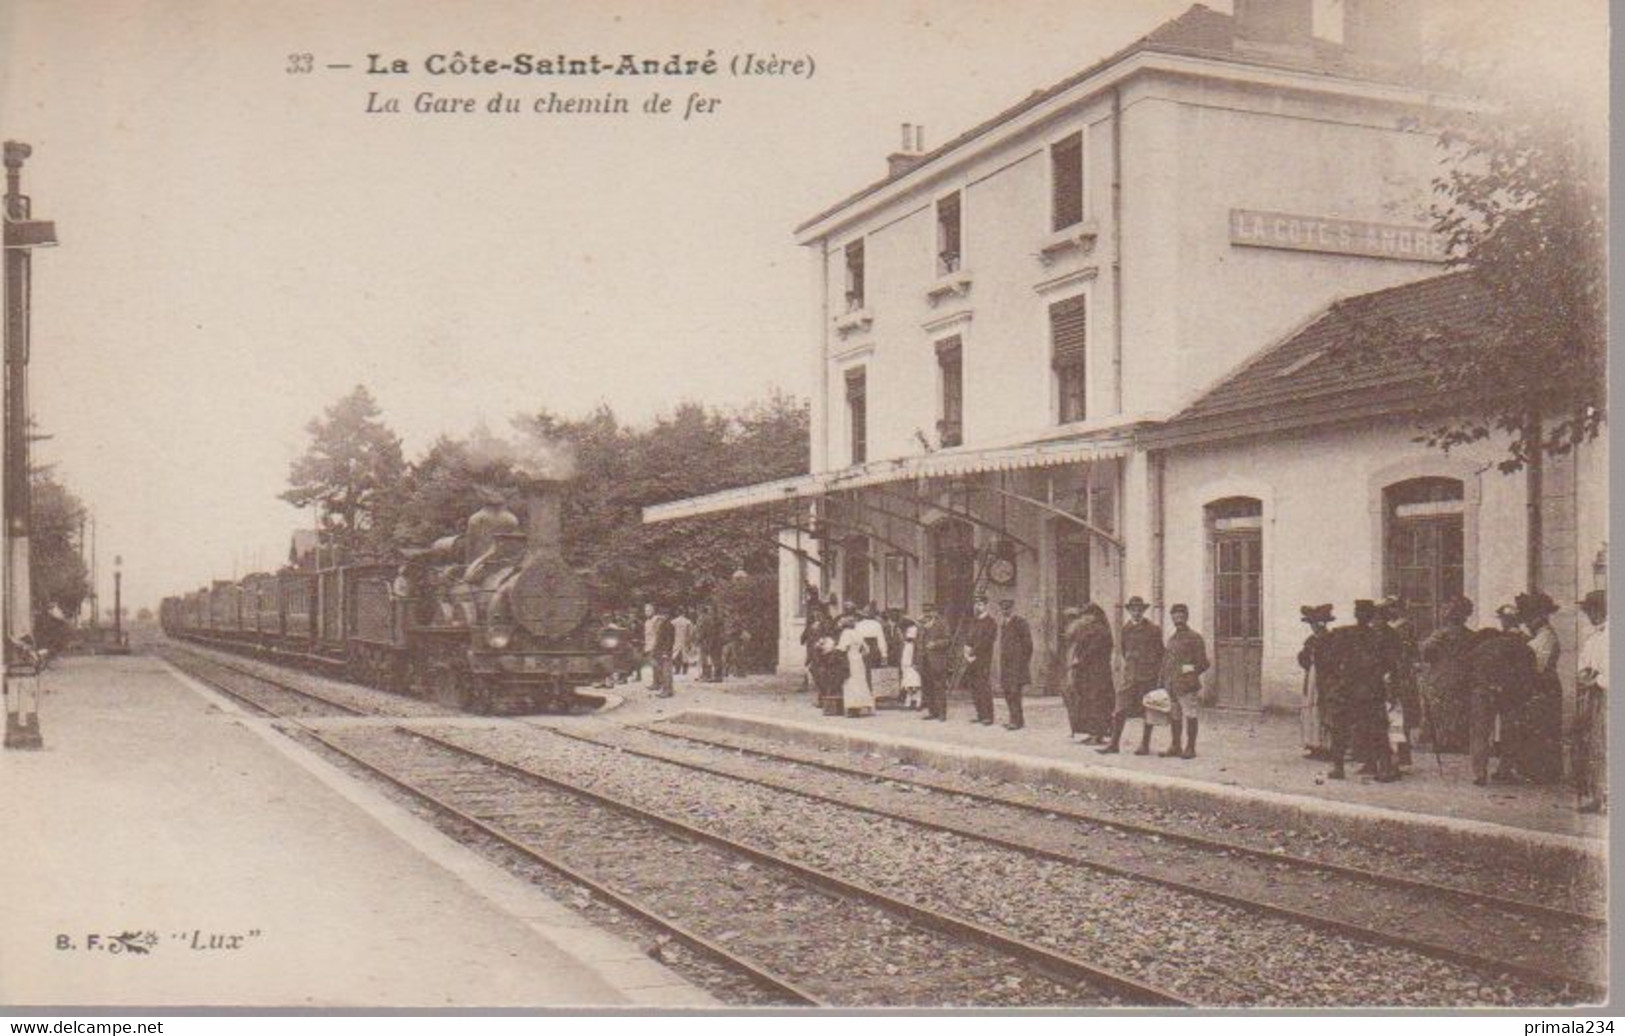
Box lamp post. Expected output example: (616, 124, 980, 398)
(4, 140, 57, 750)
(113, 555, 123, 648)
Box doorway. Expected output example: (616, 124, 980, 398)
(1208, 497, 1263, 708)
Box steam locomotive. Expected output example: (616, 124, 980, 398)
(159, 479, 630, 713)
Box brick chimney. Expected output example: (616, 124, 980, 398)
(1343, 0, 1422, 67)
(1233, 0, 1314, 54)
(887, 123, 927, 178)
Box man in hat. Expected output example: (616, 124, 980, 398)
(1320, 600, 1400, 782)
(1516, 590, 1564, 783)
(1379, 596, 1421, 768)
(918, 601, 952, 721)
(1575, 590, 1607, 813)
(1465, 605, 1536, 784)
(1101, 596, 1162, 754)
(963, 595, 999, 725)
(1157, 604, 1209, 759)
(1419, 596, 1477, 753)
(995, 598, 1034, 730)
(648, 602, 676, 698)
(1297, 604, 1336, 759)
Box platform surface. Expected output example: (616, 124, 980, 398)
(0, 654, 714, 1009)
(607, 668, 1607, 842)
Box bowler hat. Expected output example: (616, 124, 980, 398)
(1300, 603, 1335, 624)
(1579, 589, 1606, 613)
(1125, 595, 1149, 610)
(1353, 599, 1378, 621)
(1169, 602, 1189, 616)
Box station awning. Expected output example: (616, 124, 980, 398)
(643, 432, 1135, 524)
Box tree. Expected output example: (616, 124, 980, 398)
(1409, 102, 1605, 471)
(29, 471, 90, 622)
(1337, 8, 1606, 473)
(280, 386, 406, 558)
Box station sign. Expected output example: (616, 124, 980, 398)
(1229, 209, 1446, 263)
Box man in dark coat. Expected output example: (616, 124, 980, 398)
(995, 598, 1034, 730)
(695, 604, 724, 682)
(1060, 606, 1090, 740)
(918, 602, 952, 721)
(1320, 599, 1398, 781)
(1466, 605, 1537, 785)
(1516, 590, 1564, 784)
(648, 603, 676, 699)
(962, 595, 999, 725)
(1103, 595, 1161, 754)
(1157, 603, 1209, 759)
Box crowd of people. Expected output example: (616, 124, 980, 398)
(1298, 589, 1608, 811)
(599, 601, 757, 695)
(623, 580, 1608, 816)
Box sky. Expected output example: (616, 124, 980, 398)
(0, 0, 1605, 613)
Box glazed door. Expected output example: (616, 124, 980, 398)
(931, 520, 975, 628)
(1054, 522, 1091, 652)
(1212, 528, 1263, 708)
(1387, 516, 1464, 641)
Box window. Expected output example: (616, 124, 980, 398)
(1050, 295, 1087, 423)
(842, 537, 871, 610)
(1383, 478, 1465, 640)
(936, 193, 962, 275)
(845, 366, 867, 464)
(1051, 132, 1084, 231)
(844, 239, 866, 312)
(883, 553, 909, 612)
(936, 336, 963, 447)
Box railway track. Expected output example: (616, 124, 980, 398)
(158, 645, 367, 718)
(642, 720, 1605, 926)
(531, 722, 1604, 1001)
(160, 648, 1186, 1006)
(310, 723, 1187, 1007)
(154, 647, 1601, 1005)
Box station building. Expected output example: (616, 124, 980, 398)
(645, 1, 1606, 719)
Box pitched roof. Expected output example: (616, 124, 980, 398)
(797, 4, 1455, 237)
(1154, 271, 1489, 446)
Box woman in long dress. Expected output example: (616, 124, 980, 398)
(836, 616, 875, 717)
(1075, 604, 1116, 743)
(1298, 604, 1334, 759)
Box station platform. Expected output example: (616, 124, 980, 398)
(0, 654, 715, 1009)
(608, 669, 1606, 874)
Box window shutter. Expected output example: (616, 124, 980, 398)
(1051, 133, 1084, 231)
(845, 366, 866, 400)
(1049, 295, 1087, 369)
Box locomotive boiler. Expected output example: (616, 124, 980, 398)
(162, 478, 627, 714)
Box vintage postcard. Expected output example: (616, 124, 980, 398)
(0, 0, 1611, 1019)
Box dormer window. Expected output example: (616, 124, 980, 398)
(844, 239, 866, 312)
(936, 193, 962, 275)
(1051, 132, 1084, 231)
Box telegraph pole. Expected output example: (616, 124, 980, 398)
(113, 555, 123, 648)
(4, 141, 57, 750)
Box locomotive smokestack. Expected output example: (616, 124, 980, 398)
(522, 479, 564, 550)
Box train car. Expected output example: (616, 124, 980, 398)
(279, 570, 317, 653)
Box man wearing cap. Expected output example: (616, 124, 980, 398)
(919, 602, 952, 721)
(1575, 590, 1607, 813)
(1516, 591, 1564, 783)
(1102, 596, 1162, 755)
(1320, 600, 1399, 781)
(1157, 604, 1209, 759)
(1419, 596, 1476, 753)
(1465, 605, 1536, 785)
(1297, 604, 1335, 759)
(963, 595, 999, 725)
(1379, 597, 1421, 768)
(995, 598, 1034, 730)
